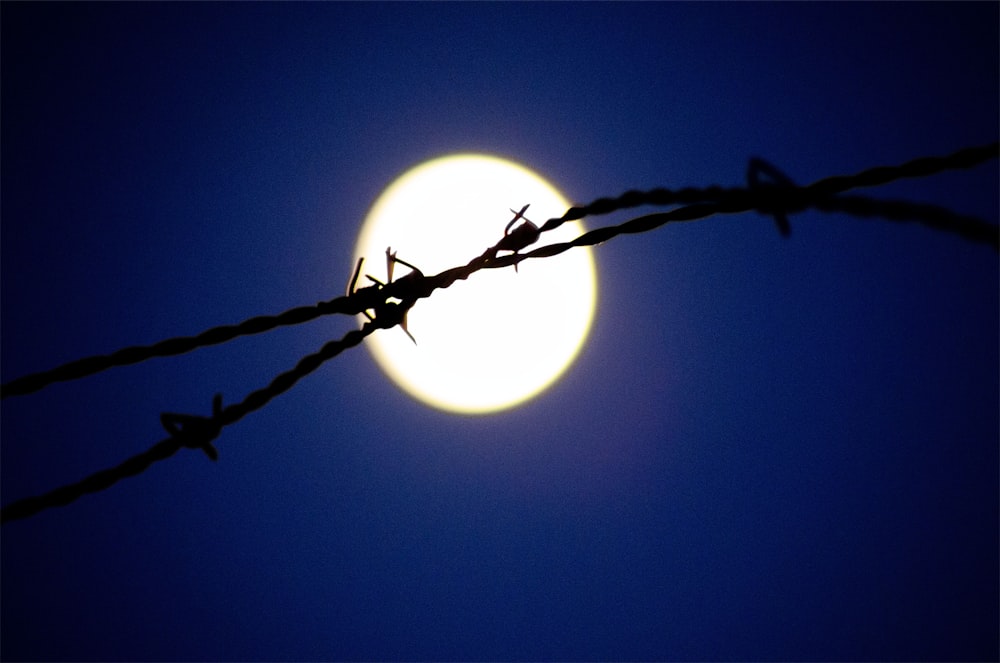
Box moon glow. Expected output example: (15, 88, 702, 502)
(354, 154, 597, 414)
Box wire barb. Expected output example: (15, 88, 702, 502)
(491, 204, 541, 272)
(349, 248, 422, 344)
(747, 157, 796, 237)
(160, 393, 225, 461)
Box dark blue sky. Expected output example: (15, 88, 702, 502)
(2, 3, 997, 661)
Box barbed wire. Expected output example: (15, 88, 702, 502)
(1, 323, 389, 524)
(3, 141, 995, 401)
(534, 140, 1000, 233)
(2, 141, 996, 524)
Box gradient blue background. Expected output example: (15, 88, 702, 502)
(2, 3, 997, 661)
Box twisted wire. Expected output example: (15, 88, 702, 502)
(387, 146, 999, 301)
(1, 322, 384, 524)
(504, 193, 998, 270)
(0, 287, 382, 400)
(1, 438, 189, 524)
(536, 140, 999, 233)
(3, 141, 995, 401)
(222, 141, 1000, 317)
(2, 141, 996, 524)
(803, 141, 1000, 197)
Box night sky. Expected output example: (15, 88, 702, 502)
(2, 3, 997, 661)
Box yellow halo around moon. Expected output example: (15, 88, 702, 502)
(353, 154, 597, 415)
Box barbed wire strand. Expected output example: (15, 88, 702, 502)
(2, 141, 995, 401)
(495, 193, 999, 272)
(0, 322, 391, 524)
(0, 289, 375, 400)
(2, 142, 996, 524)
(536, 140, 1000, 233)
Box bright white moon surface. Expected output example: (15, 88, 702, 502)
(353, 154, 597, 414)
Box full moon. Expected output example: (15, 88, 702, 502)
(353, 154, 597, 414)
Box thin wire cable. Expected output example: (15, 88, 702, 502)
(3, 141, 995, 401)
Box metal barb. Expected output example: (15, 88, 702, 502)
(159, 393, 225, 461)
(747, 157, 795, 237)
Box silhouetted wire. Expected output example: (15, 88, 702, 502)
(3, 141, 995, 402)
(535, 140, 1000, 233)
(511, 192, 999, 265)
(0, 323, 384, 523)
(0, 288, 382, 399)
(2, 141, 997, 524)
